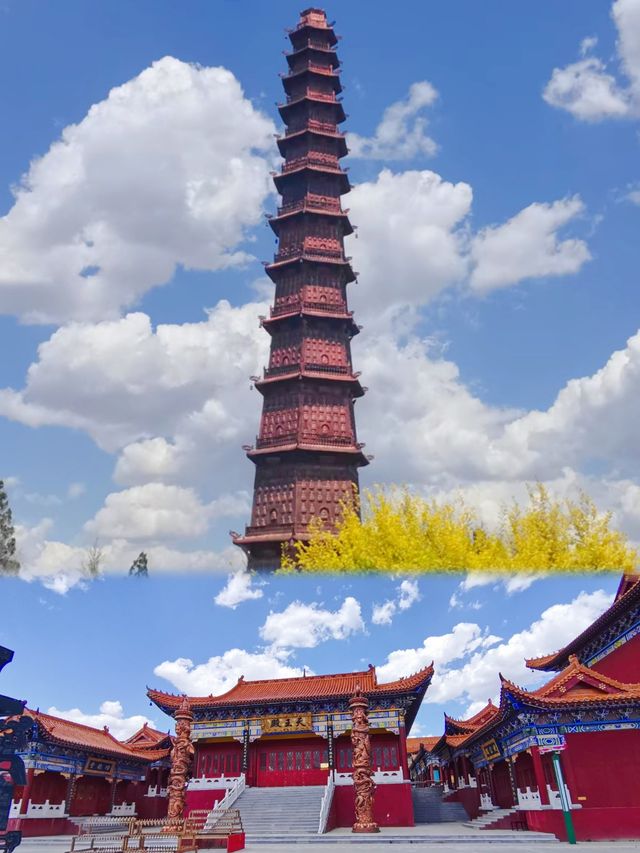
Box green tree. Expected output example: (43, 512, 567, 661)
(0, 480, 20, 575)
(129, 552, 149, 577)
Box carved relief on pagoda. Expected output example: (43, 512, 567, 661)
(267, 327, 351, 373)
(258, 386, 356, 447)
(268, 329, 302, 370)
(251, 480, 295, 528)
(296, 473, 357, 529)
(250, 464, 359, 531)
(302, 335, 350, 370)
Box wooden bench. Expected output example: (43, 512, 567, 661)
(185, 809, 244, 852)
(68, 811, 244, 853)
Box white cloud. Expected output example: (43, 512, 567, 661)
(543, 0, 640, 121)
(348, 169, 472, 324)
(14, 517, 243, 592)
(372, 579, 421, 625)
(348, 81, 439, 160)
(0, 57, 274, 324)
(371, 601, 397, 626)
(214, 569, 264, 609)
(67, 482, 86, 499)
(46, 700, 154, 741)
(627, 185, 640, 204)
(543, 57, 631, 120)
(376, 623, 501, 684)
(85, 483, 213, 541)
(154, 649, 307, 696)
(260, 596, 365, 649)
(470, 197, 591, 293)
(426, 589, 612, 706)
(0, 302, 268, 454)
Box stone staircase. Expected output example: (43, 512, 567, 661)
(412, 786, 469, 823)
(464, 806, 521, 829)
(234, 785, 324, 841)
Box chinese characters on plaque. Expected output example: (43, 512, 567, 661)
(260, 714, 313, 733)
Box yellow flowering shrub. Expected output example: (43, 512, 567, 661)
(280, 484, 637, 573)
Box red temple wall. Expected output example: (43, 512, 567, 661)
(30, 771, 67, 804)
(331, 783, 414, 827)
(7, 817, 75, 837)
(525, 807, 640, 842)
(564, 729, 640, 808)
(185, 788, 227, 814)
(590, 630, 640, 680)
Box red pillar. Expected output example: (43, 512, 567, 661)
(531, 747, 550, 805)
(398, 727, 409, 780)
(19, 768, 35, 815)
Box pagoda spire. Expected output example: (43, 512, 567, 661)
(232, 7, 369, 569)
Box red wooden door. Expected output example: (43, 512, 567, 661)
(255, 740, 328, 787)
(492, 762, 515, 808)
(70, 776, 111, 816)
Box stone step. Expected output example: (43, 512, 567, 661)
(244, 830, 559, 844)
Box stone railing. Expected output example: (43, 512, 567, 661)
(517, 787, 542, 809)
(270, 299, 349, 318)
(282, 153, 340, 173)
(317, 773, 335, 834)
(334, 768, 403, 787)
(24, 799, 67, 818)
(546, 783, 579, 810)
(372, 769, 403, 785)
(204, 774, 246, 830)
(479, 792, 496, 810)
(187, 775, 239, 791)
(110, 803, 135, 816)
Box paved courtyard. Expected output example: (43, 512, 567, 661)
(14, 825, 640, 853)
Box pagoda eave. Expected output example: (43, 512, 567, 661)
(277, 129, 348, 158)
(268, 208, 353, 236)
(273, 166, 350, 194)
(261, 311, 359, 336)
(285, 44, 339, 69)
(277, 99, 346, 125)
(254, 370, 365, 397)
(245, 443, 369, 467)
(289, 26, 339, 50)
(265, 254, 355, 281)
(282, 69, 342, 96)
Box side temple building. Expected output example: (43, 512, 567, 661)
(410, 572, 640, 842)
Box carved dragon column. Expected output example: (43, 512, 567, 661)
(165, 697, 194, 830)
(349, 688, 379, 833)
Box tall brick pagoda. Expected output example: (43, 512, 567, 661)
(232, 8, 369, 569)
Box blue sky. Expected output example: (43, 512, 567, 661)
(0, 0, 639, 742)
(1, 1, 640, 586)
(0, 572, 620, 738)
